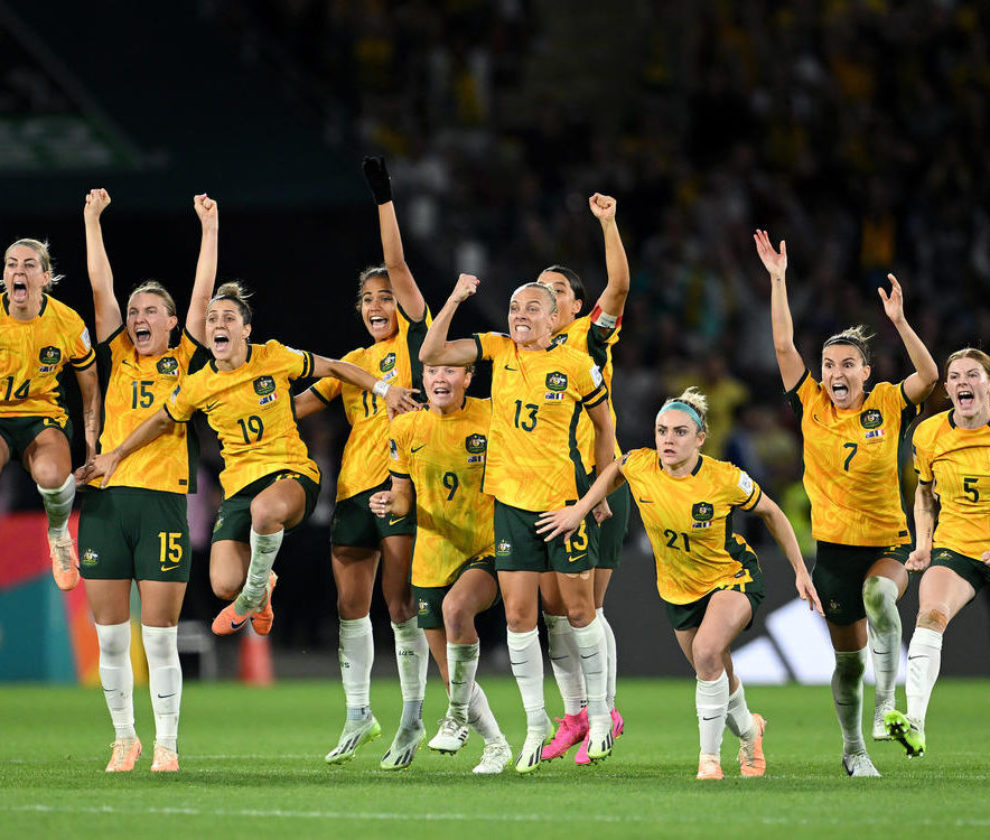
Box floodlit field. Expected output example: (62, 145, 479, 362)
(2, 677, 988, 840)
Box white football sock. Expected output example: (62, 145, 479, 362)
(832, 648, 867, 755)
(906, 627, 943, 729)
(339, 615, 373, 715)
(863, 575, 901, 705)
(96, 621, 136, 740)
(725, 680, 756, 740)
(506, 628, 546, 728)
(447, 641, 479, 723)
(468, 682, 503, 743)
(38, 475, 75, 538)
(544, 612, 585, 715)
(142, 624, 181, 751)
(571, 617, 608, 718)
(696, 670, 729, 755)
(597, 607, 618, 710)
(392, 617, 427, 727)
(235, 528, 283, 612)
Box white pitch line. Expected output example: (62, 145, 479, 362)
(4, 804, 990, 828)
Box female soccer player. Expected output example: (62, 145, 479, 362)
(88, 283, 417, 648)
(420, 272, 616, 774)
(754, 230, 938, 776)
(537, 387, 822, 780)
(369, 363, 512, 774)
(294, 157, 432, 770)
(538, 192, 630, 764)
(74, 188, 216, 773)
(0, 237, 100, 590)
(884, 348, 990, 758)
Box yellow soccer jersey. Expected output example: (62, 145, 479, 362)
(551, 306, 622, 468)
(786, 371, 919, 546)
(473, 332, 608, 511)
(0, 293, 95, 421)
(165, 340, 320, 497)
(94, 327, 208, 493)
(620, 449, 762, 604)
(309, 304, 430, 501)
(913, 410, 990, 559)
(389, 396, 494, 587)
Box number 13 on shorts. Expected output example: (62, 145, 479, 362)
(564, 520, 589, 561)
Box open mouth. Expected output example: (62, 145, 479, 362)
(831, 383, 849, 399)
(11, 280, 27, 300)
(369, 316, 388, 329)
(431, 385, 451, 398)
(134, 327, 152, 344)
(213, 334, 230, 352)
(957, 389, 975, 409)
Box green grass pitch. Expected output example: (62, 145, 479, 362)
(2, 677, 989, 839)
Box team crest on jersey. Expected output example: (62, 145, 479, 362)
(157, 356, 179, 376)
(545, 372, 568, 391)
(935, 549, 954, 562)
(380, 352, 397, 373)
(213, 514, 224, 533)
(81, 548, 99, 567)
(551, 333, 568, 347)
(691, 501, 714, 529)
(253, 376, 276, 396)
(389, 439, 399, 460)
(38, 345, 60, 372)
(418, 599, 432, 617)
(39, 345, 61, 365)
(465, 434, 487, 454)
(860, 409, 883, 429)
(495, 539, 512, 556)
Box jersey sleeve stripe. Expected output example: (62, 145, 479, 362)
(389, 470, 411, 479)
(784, 369, 809, 416)
(309, 383, 334, 406)
(472, 333, 485, 362)
(182, 327, 207, 350)
(98, 324, 126, 348)
(70, 348, 97, 369)
(582, 386, 608, 407)
(162, 402, 188, 423)
(740, 486, 762, 511)
(300, 351, 314, 379)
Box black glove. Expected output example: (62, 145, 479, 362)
(362, 155, 392, 205)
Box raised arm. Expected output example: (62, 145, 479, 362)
(535, 458, 627, 542)
(751, 492, 823, 615)
(84, 406, 175, 487)
(186, 194, 219, 344)
(363, 156, 426, 322)
(419, 274, 483, 365)
(310, 355, 420, 419)
(878, 273, 938, 405)
(74, 364, 102, 466)
(589, 193, 629, 318)
(754, 230, 805, 391)
(83, 188, 122, 342)
(906, 481, 937, 572)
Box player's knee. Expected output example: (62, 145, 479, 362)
(249, 498, 281, 533)
(917, 607, 948, 632)
(32, 459, 68, 489)
(441, 597, 471, 636)
(863, 575, 898, 626)
(565, 604, 595, 627)
(691, 640, 723, 676)
(210, 569, 242, 600)
(833, 650, 866, 681)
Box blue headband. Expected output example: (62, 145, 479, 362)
(659, 400, 703, 430)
